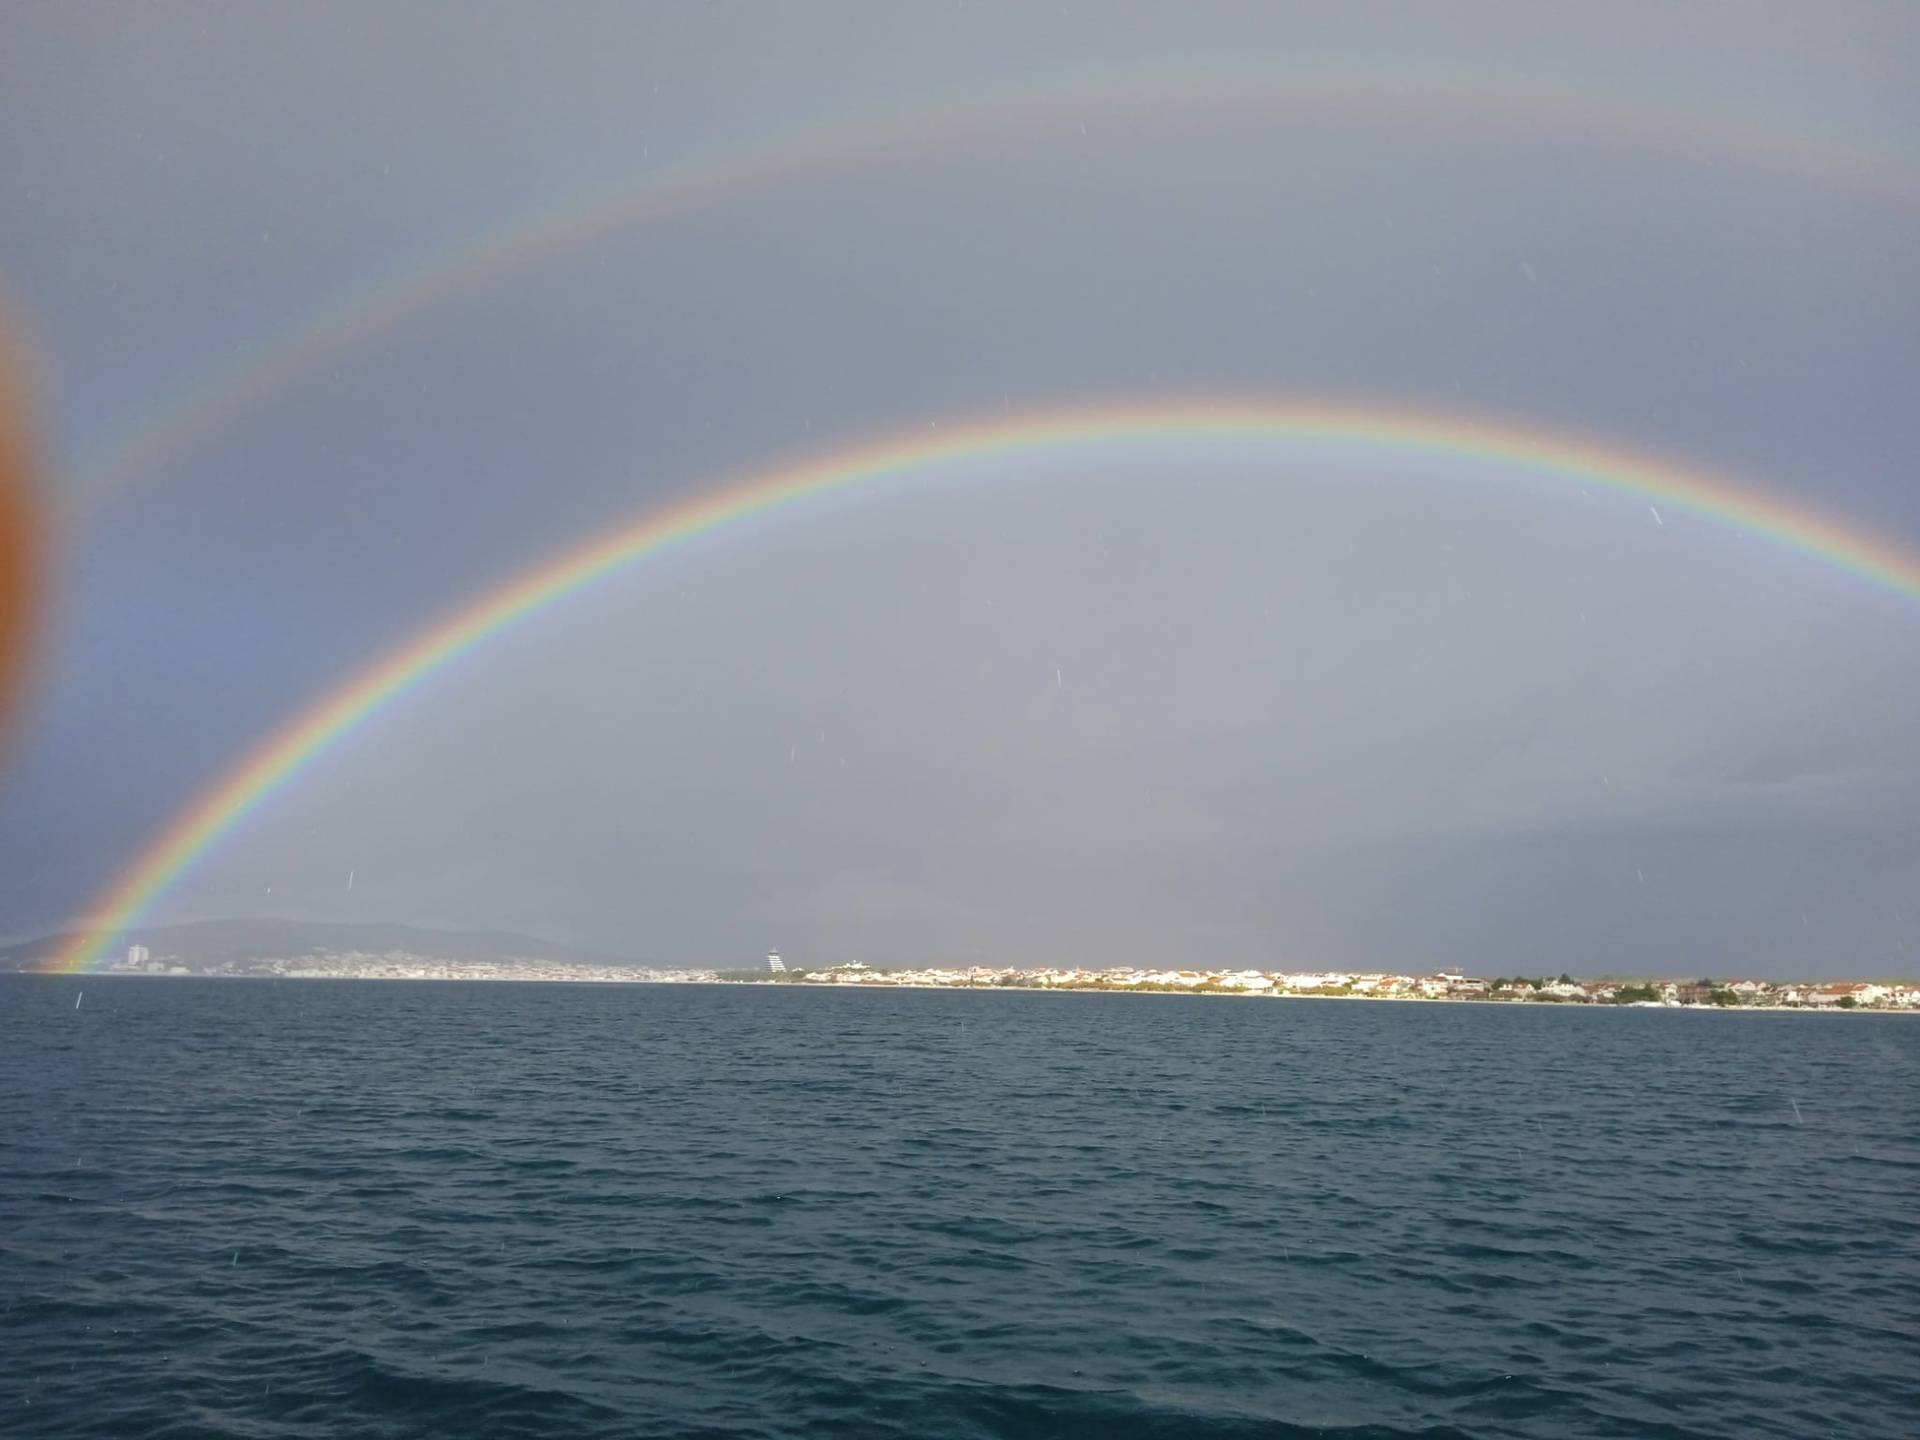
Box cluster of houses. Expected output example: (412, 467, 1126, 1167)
(99, 947, 717, 985)
(782, 961, 1920, 1008)
(82, 945, 1916, 1008)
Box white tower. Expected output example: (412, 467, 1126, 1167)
(767, 952, 786, 974)
(126, 944, 151, 967)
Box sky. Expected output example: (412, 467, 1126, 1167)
(1, 2, 1917, 976)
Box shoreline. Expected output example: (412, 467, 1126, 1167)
(10, 970, 1916, 1013)
(719, 981, 1920, 1013)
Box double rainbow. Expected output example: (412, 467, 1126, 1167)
(51, 397, 1920, 972)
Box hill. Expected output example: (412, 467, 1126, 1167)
(0, 917, 640, 971)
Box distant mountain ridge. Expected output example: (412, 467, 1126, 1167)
(0, 917, 641, 969)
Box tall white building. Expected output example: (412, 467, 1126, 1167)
(767, 953, 786, 974)
(126, 944, 150, 967)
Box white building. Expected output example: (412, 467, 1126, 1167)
(767, 953, 786, 974)
(126, 944, 151, 967)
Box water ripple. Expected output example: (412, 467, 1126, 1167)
(3, 976, 1917, 1439)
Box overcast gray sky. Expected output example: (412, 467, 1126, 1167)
(2, 2, 1917, 976)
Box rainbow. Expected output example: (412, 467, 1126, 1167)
(66, 60, 1916, 516)
(51, 396, 1920, 973)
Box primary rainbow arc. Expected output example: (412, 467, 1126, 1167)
(51, 396, 1920, 973)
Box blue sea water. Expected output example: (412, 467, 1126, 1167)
(1, 977, 1916, 1439)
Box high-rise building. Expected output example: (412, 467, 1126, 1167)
(767, 953, 786, 974)
(126, 944, 150, 967)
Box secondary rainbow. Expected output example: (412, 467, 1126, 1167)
(51, 396, 1920, 973)
(66, 59, 1917, 516)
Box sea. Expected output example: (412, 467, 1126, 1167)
(2, 976, 1916, 1439)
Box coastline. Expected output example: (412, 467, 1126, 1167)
(715, 981, 1920, 1013)
(11, 970, 1916, 1013)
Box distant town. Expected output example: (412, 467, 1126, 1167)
(730, 955, 1917, 1009)
(80, 944, 1920, 1009)
(102, 943, 712, 986)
